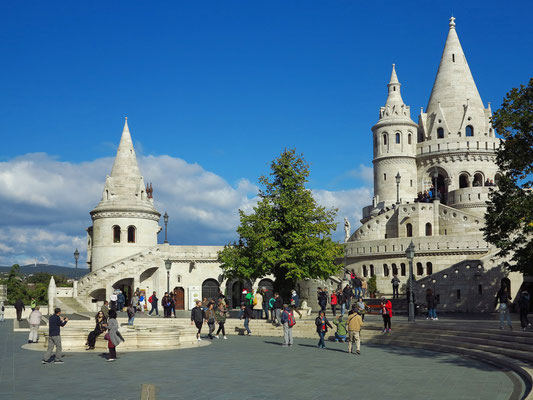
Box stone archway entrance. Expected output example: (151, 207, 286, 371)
(173, 287, 185, 310)
(113, 278, 133, 307)
(226, 279, 252, 309)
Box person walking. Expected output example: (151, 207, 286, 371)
(101, 300, 110, 320)
(315, 311, 332, 349)
(290, 289, 303, 319)
(86, 311, 107, 350)
(109, 292, 118, 312)
(138, 293, 145, 313)
(205, 302, 216, 339)
(343, 285, 353, 312)
(353, 275, 363, 299)
(243, 303, 253, 336)
(519, 290, 531, 331)
(337, 289, 346, 317)
(14, 298, 25, 321)
(30, 297, 37, 311)
(333, 315, 347, 342)
(28, 305, 42, 343)
(330, 291, 338, 317)
(380, 297, 392, 333)
(0, 302, 4, 322)
(317, 288, 328, 313)
(42, 308, 68, 364)
(347, 308, 364, 355)
(426, 289, 438, 320)
(191, 300, 205, 341)
(281, 304, 295, 346)
(496, 286, 513, 330)
(391, 275, 400, 299)
(117, 291, 125, 312)
(268, 296, 276, 323)
(105, 309, 124, 362)
(127, 304, 135, 326)
(253, 289, 263, 320)
(131, 292, 139, 313)
(273, 293, 283, 327)
(148, 291, 159, 316)
(215, 303, 228, 339)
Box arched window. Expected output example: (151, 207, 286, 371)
(466, 125, 474, 137)
(257, 278, 274, 292)
(425, 223, 432, 236)
(408, 133, 412, 144)
(383, 264, 390, 277)
(426, 262, 433, 275)
(406, 223, 413, 237)
(494, 173, 502, 186)
(113, 226, 121, 243)
(362, 265, 368, 278)
(400, 263, 406, 276)
(127, 226, 136, 243)
(437, 127, 444, 139)
(392, 263, 398, 276)
(202, 279, 220, 302)
(395, 133, 400, 144)
(459, 174, 469, 188)
(416, 262, 423, 276)
(473, 173, 483, 187)
(383, 133, 388, 146)
(370, 265, 375, 277)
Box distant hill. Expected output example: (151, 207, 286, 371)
(0, 264, 89, 279)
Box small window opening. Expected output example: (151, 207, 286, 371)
(437, 127, 444, 139)
(406, 223, 413, 237)
(127, 226, 136, 243)
(466, 125, 474, 137)
(384, 173, 387, 181)
(452, 54, 455, 62)
(396, 133, 400, 144)
(113, 226, 121, 243)
(408, 134, 412, 144)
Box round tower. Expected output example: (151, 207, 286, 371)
(87, 118, 161, 271)
(371, 65, 418, 209)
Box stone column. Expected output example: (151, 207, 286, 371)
(47, 276, 56, 315)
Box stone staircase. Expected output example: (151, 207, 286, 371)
(55, 297, 91, 314)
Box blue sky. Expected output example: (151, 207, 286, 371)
(0, 1, 531, 267)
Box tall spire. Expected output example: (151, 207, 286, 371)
(425, 17, 485, 133)
(385, 63, 404, 107)
(110, 117, 141, 178)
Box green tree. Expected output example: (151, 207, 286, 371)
(218, 149, 343, 296)
(6, 264, 28, 304)
(484, 78, 533, 274)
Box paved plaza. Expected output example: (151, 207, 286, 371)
(0, 320, 521, 400)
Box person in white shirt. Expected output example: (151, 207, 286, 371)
(28, 306, 43, 343)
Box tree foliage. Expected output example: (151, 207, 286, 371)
(484, 78, 533, 274)
(218, 149, 343, 296)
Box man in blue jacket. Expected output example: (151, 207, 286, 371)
(42, 308, 68, 364)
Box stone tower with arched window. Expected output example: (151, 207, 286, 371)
(87, 119, 161, 271)
(371, 64, 418, 210)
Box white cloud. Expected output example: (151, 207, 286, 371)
(0, 152, 371, 267)
(347, 164, 373, 183)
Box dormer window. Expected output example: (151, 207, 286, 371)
(466, 125, 474, 137)
(437, 128, 444, 139)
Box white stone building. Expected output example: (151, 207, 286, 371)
(344, 18, 522, 311)
(76, 119, 274, 311)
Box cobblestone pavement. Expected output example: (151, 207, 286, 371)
(0, 320, 519, 400)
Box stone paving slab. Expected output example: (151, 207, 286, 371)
(0, 320, 520, 400)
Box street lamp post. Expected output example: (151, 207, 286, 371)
(163, 212, 169, 244)
(405, 241, 416, 322)
(74, 248, 79, 280)
(165, 259, 172, 293)
(395, 172, 401, 204)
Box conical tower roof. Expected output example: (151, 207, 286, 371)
(426, 17, 485, 133)
(91, 119, 159, 217)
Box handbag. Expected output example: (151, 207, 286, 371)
(104, 333, 110, 340)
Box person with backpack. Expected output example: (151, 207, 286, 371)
(253, 289, 263, 319)
(215, 302, 228, 339)
(315, 310, 332, 349)
(268, 295, 276, 323)
(333, 315, 347, 342)
(391, 275, 401, 299)
(330, 291, 338, 316)
(148, 291, 159, 316)
(290, 289, 302, 319)
(347, 308, 364, 355)
(191, 300, 205, 341)
(281, 304, 295, 346)
(117, 291, 125, 312)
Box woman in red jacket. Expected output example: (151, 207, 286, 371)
(380, 297, 392, 333)
(330, 291, 338, 316)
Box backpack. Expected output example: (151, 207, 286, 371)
(286, 311, 296, 327)
(253, 296, 258, 306)
(148, 295, 153, 303)
(269, 297, 276, 309)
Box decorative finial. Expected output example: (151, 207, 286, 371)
(125, 116, 128, 121)
(449, 16, 456, 28)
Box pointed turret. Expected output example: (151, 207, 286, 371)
(110, 118, 141, 178)
(385, 64, 404, 108)
(424, 17, 489, 136)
